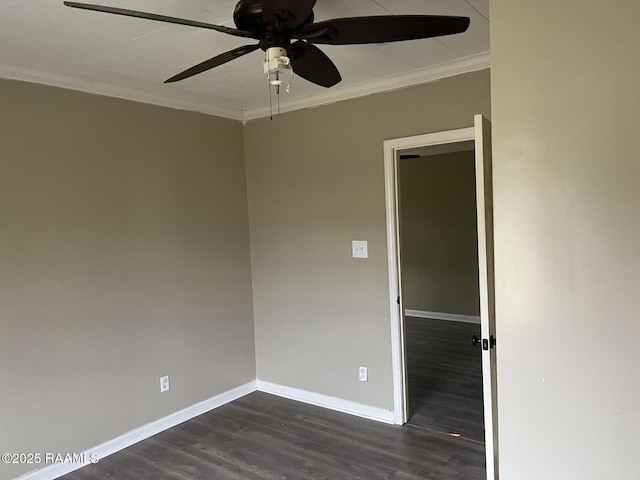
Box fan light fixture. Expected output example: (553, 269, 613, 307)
(264, 47, 293, 95)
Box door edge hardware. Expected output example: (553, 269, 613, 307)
(473, 335, 496, 350)
(483, 335, 497, 350)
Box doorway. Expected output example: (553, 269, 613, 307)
(383, 118, 498, 480)
(397, 143, 484, 443)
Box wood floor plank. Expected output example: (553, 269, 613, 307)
(405, 317, 485, 443)
(61, 391, 485, 480)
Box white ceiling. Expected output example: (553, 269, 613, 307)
(0, 0, 489, 120)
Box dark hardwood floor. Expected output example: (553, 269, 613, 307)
(405, 316, 485, 444)
(61, 391, 485, 480)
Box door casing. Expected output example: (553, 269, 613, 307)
(383, 119, 498, 479)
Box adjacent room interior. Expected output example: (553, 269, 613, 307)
(397, 145, 485, 444)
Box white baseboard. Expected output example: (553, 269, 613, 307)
(16, 378, 396, 479)
(405, 309, 481, 324)
(16, 380, 257, 480)
(256, 380, 395, 425)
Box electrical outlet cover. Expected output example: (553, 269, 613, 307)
(160, 375, 169, 392)
(352, 240, 368, 258)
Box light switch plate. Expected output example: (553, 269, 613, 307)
(352, 240, 368, 258)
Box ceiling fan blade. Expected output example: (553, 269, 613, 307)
(63, 1, 255, 39)
(165, 44, 260, 83)
(289, 41, 341, 88)
(297, 15, 470, 45)
(261, 0, 316, 29)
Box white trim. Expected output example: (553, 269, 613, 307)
(384, 127, 475, 153)
(0, 52, 489, 123)
(474, 114, 499, 480)
(242, 52, 490, 121)
(384, 127, 476, 426)
(404, 309, 481, 324)
(256, 380, 395, 425)
(17, 378, 398, 479)
(384, 147, 406, 425)
(0, 63, 243, 121)
(16, 381, 257, 480)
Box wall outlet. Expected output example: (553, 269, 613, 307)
(352, 240, 368, 258)
(160, 375, 169, 393)
(358, 366, 368, 382)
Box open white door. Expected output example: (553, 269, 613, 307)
(474, 114, 499, 479)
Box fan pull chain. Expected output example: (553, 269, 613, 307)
(269, 72, 274, 120)
(276, 71, 280, 115)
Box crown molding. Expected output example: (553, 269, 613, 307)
(0, 51, 489, 123)
(241, 51, 490, 121)
(0, 63, 243, 121)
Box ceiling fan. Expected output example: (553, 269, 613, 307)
(63, 0, 470, 90)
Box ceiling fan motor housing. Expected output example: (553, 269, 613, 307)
(233, 0, 314, 51)
(233, 0, 266, 34)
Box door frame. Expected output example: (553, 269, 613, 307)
(384, 120, 498, 479)
(384, 126, 476, 426)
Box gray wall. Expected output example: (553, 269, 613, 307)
(0, 80, 256, 479)
(1, 69, 491, 479)
(244, 70, 490, 410)
(399, 151, 479, 316)
(491, 1, 640, 478)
